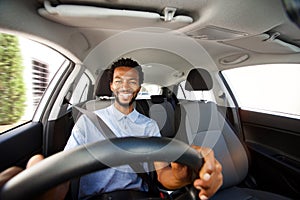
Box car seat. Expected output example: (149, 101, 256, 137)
(174, 68, 291, 199)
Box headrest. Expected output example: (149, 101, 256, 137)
(94, 69, 112, 97)
(185, 68, 213, 91)
(161, 87, 173, 98)
(151, 95, 166, 104)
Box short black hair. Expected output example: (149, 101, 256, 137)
(108, 58, 144, 85)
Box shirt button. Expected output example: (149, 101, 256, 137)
(124, 116, 127, 129)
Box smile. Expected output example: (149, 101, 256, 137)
(119, 93, 133, 99)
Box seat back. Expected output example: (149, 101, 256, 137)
(135, 95, 175, 138)
(83, 69, 114, 111)
(149, 95, 175, 138)
(175, 68, 249, 189)
(161, 86, 179, 109)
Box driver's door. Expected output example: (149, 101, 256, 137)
(0, 33, 76, 171)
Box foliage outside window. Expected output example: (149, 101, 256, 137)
(0, 33, 25, 125)
(0, 33, 65, 133)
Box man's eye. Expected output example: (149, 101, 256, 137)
(129, 81, 137, 85)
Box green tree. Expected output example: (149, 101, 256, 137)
(0, 33, 25, 125)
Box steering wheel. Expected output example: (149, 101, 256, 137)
(0, 137, 203, 200)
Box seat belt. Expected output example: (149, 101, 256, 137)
(74, 106, 161, 196)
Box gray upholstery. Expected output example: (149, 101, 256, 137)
(176, 68, 248, 188)
(175, 68, 291, 199)
(148, 95, 175, 138)
(161, 86, 178, 108)
(94, 69, 112, 97)
(175, 100, 249, 189)
(83, 69, 114, 112)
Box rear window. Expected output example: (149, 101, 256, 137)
(136, 83, 161, 99)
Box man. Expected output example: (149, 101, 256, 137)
(64, 58, 223, 199)
(0, 58, 222, 200)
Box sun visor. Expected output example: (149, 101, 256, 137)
(38, 1, 193, 30)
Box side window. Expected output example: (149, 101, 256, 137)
(177, 80, 215, 102)
(69, 72, 92, 106)
(222, 64, 300, 118)
(0, 33, 66, 133)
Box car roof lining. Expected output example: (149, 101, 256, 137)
(1, 0, 300, 72)
(38, 1, 194, 30)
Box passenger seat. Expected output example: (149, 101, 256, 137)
(175, 68, 291, 199)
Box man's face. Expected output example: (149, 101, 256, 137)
(110, 66, 141, 108)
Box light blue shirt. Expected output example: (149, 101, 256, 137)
(65, 104, 161, 199)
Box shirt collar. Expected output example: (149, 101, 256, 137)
(110, 104, 139, 122)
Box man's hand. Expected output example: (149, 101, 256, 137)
(27, 155, 69, 200)
(0, 167, 23, 187)
(192, 146, 223, 200)
(0, 154, 44, 187)
(0, 154, 69, 200)
(170, 162, 192, 183)
(155, 146, 223, 200)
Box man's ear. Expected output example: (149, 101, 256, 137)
(110, 82, 114, 92)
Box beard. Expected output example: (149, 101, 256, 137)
(114, 91, 138, 108)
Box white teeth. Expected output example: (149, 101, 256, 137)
(120, 93, 132, 98)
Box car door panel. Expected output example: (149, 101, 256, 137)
(44, 68, 93, 156)
(0, 122, 43, 171)
(45, 109, 74, 156)
(240, 109, 300, 199)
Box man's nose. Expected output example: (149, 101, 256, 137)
(121, 80, 130, 89)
